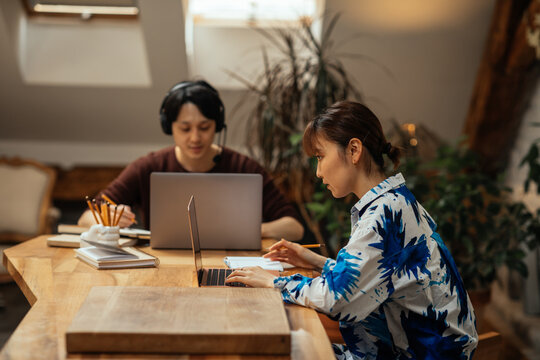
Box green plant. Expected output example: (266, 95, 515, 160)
(402, 141, 540, 291)
(229, 13, 368, 254)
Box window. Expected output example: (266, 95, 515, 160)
(24, 0, 139, 18)
(12, 0, 150, 87)
(188, 0, 317, 26)
(184, 0, 324, 89)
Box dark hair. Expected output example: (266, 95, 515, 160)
(159, 80, 225, 135)
(303, 100, 401, 172)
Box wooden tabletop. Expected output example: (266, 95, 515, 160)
(1, 236, 335, 360)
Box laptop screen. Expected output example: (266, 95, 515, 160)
(187, 195, 203, 284)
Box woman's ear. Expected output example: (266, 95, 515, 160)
(348, 138, 363, 165)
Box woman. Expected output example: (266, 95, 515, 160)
(226, 101, 478, 359)
(78, 80, 304, 241)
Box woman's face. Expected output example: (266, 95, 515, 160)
(172, 102, 216, 161)
(314, 136, 356, 198)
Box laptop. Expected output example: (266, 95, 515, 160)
(150, 173, 262, 250)
(188, 195, 245, 287)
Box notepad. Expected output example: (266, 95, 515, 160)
(74, 246, 158, 269)
(47, 234, 136, 248)
(57, 224, 151, 240)
(223, 256, 287, 271)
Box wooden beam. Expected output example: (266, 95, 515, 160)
(52, 166, 124, 201)
(463, 0, 539, 175)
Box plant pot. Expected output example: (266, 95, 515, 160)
(468, 288, 493, 334)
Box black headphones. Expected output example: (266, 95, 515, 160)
(159, 81, 226, 135)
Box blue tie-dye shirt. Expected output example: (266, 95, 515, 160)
(274, 174, 478, 359)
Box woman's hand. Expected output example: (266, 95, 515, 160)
(225, 266, 276, 288)
(263, 239, 327, 271)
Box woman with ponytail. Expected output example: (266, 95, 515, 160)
(227, 100, 478, 359)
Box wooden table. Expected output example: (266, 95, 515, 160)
(1, 236, 335, 359)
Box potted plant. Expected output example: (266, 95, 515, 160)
(394, 138, 539, 332)
(229, 13, 368, 253)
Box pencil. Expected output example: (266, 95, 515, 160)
(101, 194, 117, 206)
(92, 199, 104, 225)
(264, 243, 325, 251)
(85, 196, 99, 224)
(101, 203, 109, 226)
(101, 194, 135, 223)
(112, 205, 118, 227)
(301, 244, 325, 248)
(106, 203, 112, 227)
(114, 206, 125, 227)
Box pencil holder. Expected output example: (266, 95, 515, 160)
(80, 224, 102, 247)
(80, 224, 120, 247)
(97, 225, 120, 246)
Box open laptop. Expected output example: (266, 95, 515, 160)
(188, 195, 245, 287)
(150, 173, 262, 250)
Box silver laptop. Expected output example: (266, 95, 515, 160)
(188, 195, 245, 287)
(150, 173, 262, 250)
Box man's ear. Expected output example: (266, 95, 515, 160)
(348, 138, 363, 165)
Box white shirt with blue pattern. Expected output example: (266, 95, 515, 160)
(274, 173, 478, 359)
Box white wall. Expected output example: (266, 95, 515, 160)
(0, 0, 496, 168)
(326, 0, 495, 140)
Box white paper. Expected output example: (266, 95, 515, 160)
(119, 228, 151, 236)
(223, 256, 284, 271)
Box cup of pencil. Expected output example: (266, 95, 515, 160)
(81, 195, 123, 247)
(85, 195, 124, 227)
(96, 225, 120, 246)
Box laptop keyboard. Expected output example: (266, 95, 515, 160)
(206, 268, 246, 287)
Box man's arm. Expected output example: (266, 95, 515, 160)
(261, 216, 304, 241)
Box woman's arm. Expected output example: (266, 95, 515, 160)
(264, 239, 327, 270)
(261, 216, 304, 241)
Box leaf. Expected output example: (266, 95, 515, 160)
(289, 133, 303, 146)
(507, 260, 528, 278)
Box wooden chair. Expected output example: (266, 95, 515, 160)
(474, 331, 502, 360)
(0, 156, 57, 283)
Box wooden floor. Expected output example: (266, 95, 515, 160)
(0, 282, 30, 349)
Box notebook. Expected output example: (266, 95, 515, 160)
(47, 234, 136, 248)
(187, 195, 245, 287)
(150, 173, 262, 250)
(57, 224, 151, 240)
(74, 246, 158, 269)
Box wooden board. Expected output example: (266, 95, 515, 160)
(66, 286, 291, 355)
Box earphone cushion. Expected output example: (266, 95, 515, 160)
(160, 112, 172, 135)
